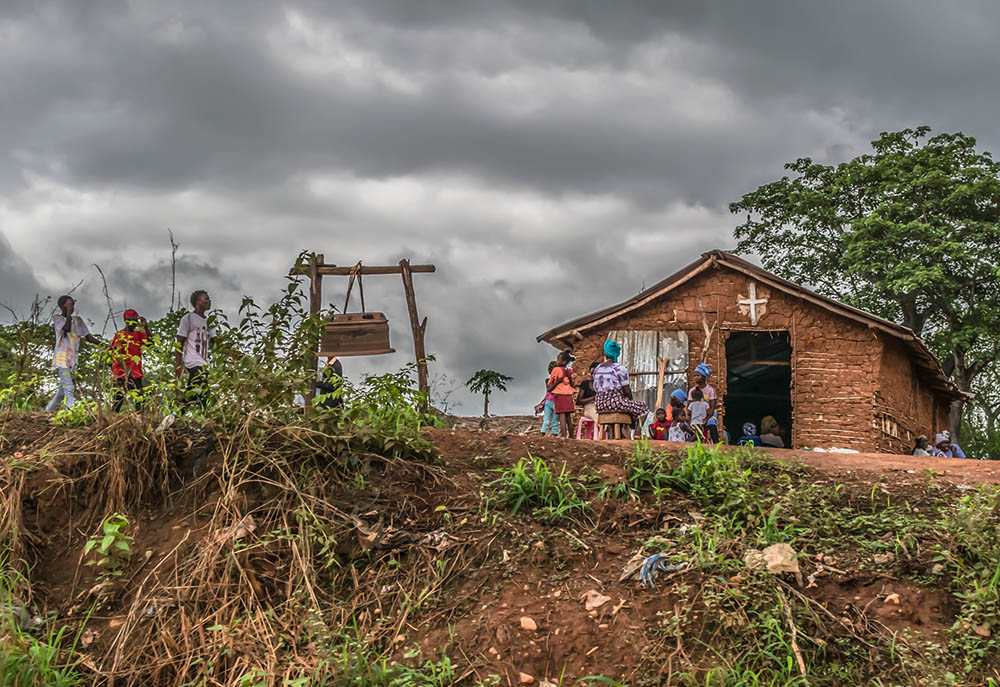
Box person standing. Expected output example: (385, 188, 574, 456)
(110, 309, 151, 411)
(537, 361, 559, 437)
(547, 350, 576, 438)
(175, 290, 216, 410)
(46, 295, 102, 411)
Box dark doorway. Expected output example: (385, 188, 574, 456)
(724, 331, 792, 446)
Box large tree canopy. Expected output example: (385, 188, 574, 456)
(730, 127, 1000, 440)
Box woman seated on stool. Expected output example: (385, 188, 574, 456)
(593, 340, 649, 435)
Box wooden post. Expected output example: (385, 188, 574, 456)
(306, 253, 323, 411)
(399, 259, 429, 408)
(655, 357, 668, 411)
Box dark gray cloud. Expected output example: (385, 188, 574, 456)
(3, 0, 999, 412)
(0, 231, 45, 316)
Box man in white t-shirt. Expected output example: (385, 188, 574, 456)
(46, 295, 102, 411)
(175, 290, 216, 410)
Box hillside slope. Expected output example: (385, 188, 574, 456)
(2, 413, 1000, 686)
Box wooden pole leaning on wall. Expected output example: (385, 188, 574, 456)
(399, 259, 430, 410)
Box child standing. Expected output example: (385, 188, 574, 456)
(110, 309, 151, 411)
(648, 408, 670, 440)
(538, 361, 558, 437)
(688, 387, 710, 440)
(547, 350, 576, 438)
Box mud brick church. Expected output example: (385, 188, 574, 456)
(538, 250, 965, 453)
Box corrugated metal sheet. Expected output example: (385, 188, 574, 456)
(607, 330, 689, 410)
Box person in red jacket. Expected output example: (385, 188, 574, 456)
(110, 309, 151, 411)
(547, 349, 576, 438)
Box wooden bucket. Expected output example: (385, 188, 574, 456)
(320, 312, 395, 357)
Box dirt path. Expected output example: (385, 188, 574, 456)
(431, 426, 1000, 487)
(617, 439, 1000, 486)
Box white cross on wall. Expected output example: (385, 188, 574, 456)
(738, 282, 768, 325)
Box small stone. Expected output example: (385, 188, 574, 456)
(931, 563, 946, 575)
(488, 647, 498, 655)
(582, 589, 611, 611)
(884, 593, 901, 605)
(395, 634, 406, 644)
(540, 681, 558, 687)
(872, 553, 895, 565)
(519, 672, 534, 684)
(520, 616, 537, 632)
(976, 624, 992, 638)
(552, 590, 561, 598)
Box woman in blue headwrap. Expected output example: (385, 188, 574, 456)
(593, 339, 649, 431)
(689, 362, 717, 416)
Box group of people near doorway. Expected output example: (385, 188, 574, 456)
(45, 290, 217, 413)
(536, 339, 785, 446)
(911, 432, 966, 458)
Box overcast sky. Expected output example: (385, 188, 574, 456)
(3, 0, 1000, 415)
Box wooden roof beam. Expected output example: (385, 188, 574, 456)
(291, 264, 436, 276)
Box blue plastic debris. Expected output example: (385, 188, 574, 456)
(639, 553, 686, 588)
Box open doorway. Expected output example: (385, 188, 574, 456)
(724, 331, 792, 446)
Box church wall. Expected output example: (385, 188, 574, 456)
(562, 263, 886, 451)
(874, 340, 952, 454)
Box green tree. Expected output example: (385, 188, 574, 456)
(465, 369, 513, 417)
(730, 127, 1000, 442)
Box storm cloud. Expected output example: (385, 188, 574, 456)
(3, 0, 999, 413)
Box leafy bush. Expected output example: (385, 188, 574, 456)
(51, 400, 98, 428)
(937, 486, 1000, 668)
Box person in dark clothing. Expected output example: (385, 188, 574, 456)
(737, 422, 763, 447)
(575, 362, 599, 425)
(316, 356, 344, 409)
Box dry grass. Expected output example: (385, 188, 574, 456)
(2, 411, 470, 686)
